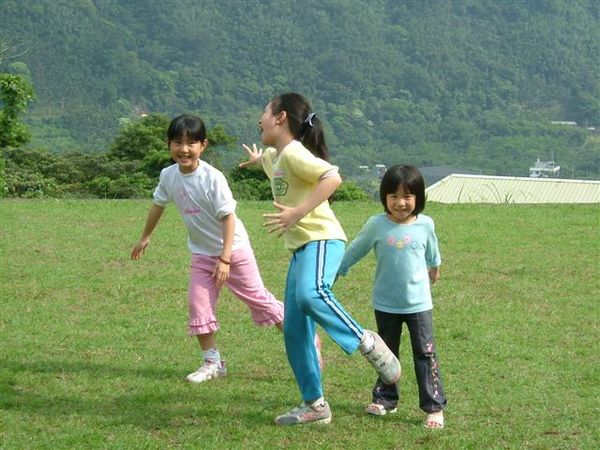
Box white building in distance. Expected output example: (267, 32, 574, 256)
(426, 174, 600, 204)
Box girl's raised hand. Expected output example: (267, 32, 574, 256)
(239, 143, 263, 168)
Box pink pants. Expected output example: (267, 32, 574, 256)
(188, 246, 284, 335)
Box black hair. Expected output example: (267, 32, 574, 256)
(167, 114, 207, 142)
(379, 165, 426, 215)
(269, 93, 329, 161)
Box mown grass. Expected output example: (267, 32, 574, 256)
(1, 199, 599, 449)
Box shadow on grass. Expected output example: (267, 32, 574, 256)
(1, 357, 424, 431)
(327, 397, 423, 428)
(0, 358, 278, 430)
(1, 358, 182, 380)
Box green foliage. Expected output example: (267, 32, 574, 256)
(2, 146, 148, 198)
(87, 173, 154, 199)
(1, 0, 599, 195)
(228, 165, 272, 201)
(0, 73, 35, 148)
(0, 155, 5, 197)
(1, 112, 242, 198)
(108, 114, 170, 162)
(108, 114, 174, 186)
(3, 147, 60, 197)
(335, 179, 370, 201)
(1, 0, 598, 180)
(227, 166, 371, 201)
(229, 177, 273, 201)
(3, 165, 60, 198)
(207, 124, 238, 147)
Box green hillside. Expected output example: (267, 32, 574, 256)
(1, 0, 599, 179)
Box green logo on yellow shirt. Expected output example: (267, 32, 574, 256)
(274, 178, 289, 197)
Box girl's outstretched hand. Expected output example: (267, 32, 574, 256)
(131, 240, 149, 260)
(239, 143, 263, 168)
(263, 202, 303, 237)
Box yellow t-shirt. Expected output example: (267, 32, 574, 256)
(261, 140, 347, 251)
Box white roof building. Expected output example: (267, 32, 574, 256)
(529, 159, 560, 178)
(425, 174, 600, 204)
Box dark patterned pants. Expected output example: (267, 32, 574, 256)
(371, 309, 447, 413)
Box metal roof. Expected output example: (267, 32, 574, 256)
(425, 174, 600, 204)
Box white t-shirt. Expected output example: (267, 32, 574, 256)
(153, 162, 250, 255)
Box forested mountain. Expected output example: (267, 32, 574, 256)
(1, 0, 599, 179)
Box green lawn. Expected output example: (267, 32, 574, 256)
(1, 199, 599, 449)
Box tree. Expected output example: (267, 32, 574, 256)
(0, 73, 35, 148)
(108, 114, 170, 161)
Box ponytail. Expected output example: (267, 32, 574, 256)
(270, 93, 329, 161)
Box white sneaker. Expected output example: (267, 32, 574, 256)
(275, 400, 332, 425)
(185, 360, 227, 383)
(360, 331, 401, 385)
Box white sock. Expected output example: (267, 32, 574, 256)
(308, 397, 325, 408)
(202, 348, 221, 366)
(359, 332, 375, 353)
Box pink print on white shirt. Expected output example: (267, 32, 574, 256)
(177, 188, 201, 216)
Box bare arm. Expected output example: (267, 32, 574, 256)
(212, 213, 235, 288)
(131, 203, 165, 260)
(220, 213, 235, 262)
(293, 173, 341, 219)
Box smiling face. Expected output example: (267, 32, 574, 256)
(168, 133, 208, 174)
(386, 185, 417, 224)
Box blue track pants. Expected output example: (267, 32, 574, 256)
(283, 240, 365, 401)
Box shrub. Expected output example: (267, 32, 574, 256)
(4, 168, 61, 198)
(336, 179, 370, 201)
(230, 178, 272, 200)
(88, 173, 154, 199)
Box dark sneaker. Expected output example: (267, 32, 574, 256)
(275, 400, 332, 425)
(360, 331, 401, 385)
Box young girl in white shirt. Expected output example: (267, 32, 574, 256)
(131, 114, 285, 384)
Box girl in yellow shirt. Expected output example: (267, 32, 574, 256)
(241, 92, 400, 425)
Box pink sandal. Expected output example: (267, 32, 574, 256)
(365, 403, 397, 416)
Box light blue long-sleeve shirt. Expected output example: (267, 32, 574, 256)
(338, 213, 441, 314)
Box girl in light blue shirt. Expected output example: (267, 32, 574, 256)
(337, 164, 447, 429)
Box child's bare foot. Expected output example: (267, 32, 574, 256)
(424, 411, 444, 429)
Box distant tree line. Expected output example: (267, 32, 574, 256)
(1, 102, 369, 200)
(0, 0, 598, 181)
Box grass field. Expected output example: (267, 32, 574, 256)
(1, 199, 599, 449)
